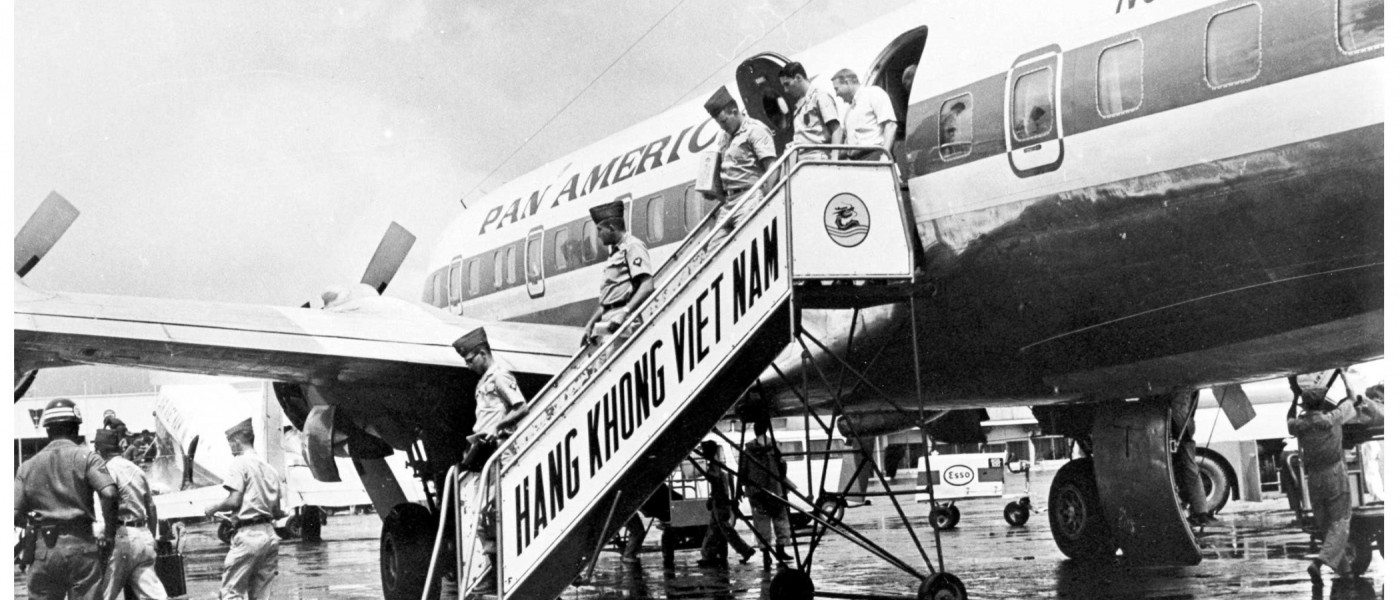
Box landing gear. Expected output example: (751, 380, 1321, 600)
(769, 567, 815, 600)
(816, 494, 846, 524)
(1003, 497, 1031, 527)
(929, 503, 960, 530)
(1195, 453, 1231, 515)
(918, 572, 967, 600)
(380, 503, 439, 600)
(1047, 458, 1113, 560)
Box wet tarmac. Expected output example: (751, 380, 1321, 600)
(14, 470, 1385, 599)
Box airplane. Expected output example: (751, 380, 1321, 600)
(14, 0, 1383, 598)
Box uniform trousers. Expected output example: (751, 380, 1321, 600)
(1307, 461, 1353, 574)
(103, 526, 168, 600)
(700, 503, 753, 560)
(749, 495, 792, 549)
(28, 532, 104, 600)
(219, 522, 279, 600)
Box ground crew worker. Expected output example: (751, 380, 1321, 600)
(1286, 373, 1357, 586)
(698, 441, 754, 567)
(738, 419, 792, 562)
(455, 327, 530, 597)
(14, 398, 121, 600)
(582, 200, 655, 346)
(95, 428, 167, 600)
(1170, 392, 1217, 526)
(204, 418, 285, 600)
(778, 62, 842, 159)
(702, 86, 777, 227)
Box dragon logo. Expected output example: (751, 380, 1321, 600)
(823, 193, 870, 248)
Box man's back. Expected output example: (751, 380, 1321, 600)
(16, 439, 109, 523)
(226, 453, 282, 521)
(106, 455, 152, 522)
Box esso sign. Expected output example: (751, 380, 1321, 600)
(944, 465, 975, 486)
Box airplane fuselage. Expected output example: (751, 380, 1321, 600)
(423, 0, 1383, 409)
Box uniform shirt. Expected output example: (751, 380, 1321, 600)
(717, 117, 777, 195)
(704, 461, 734, 506)
(105, 455, 152, 524)
(791, 84, 841, 150)
(474, 362, 527, 436)
(598, 233, 654, 308)
(1288, 401, 1357, 471)
(222, 452, 283, 522)
(14, 438, 115, 524)
(842, 86, 897, 147)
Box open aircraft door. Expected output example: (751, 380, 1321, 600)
(735, 52, 793, 153)
(1005, 45, 1064, 177)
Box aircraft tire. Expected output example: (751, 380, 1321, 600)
(301, 506, 324, 542)
(816, 496, 846, 524)
(1048, 458, 1115, 561)
(918, 572, 967, 600)
(380, 503, 440, 600)
(769, 567, 815, 600)
(1196, 453, 1231, 515)
(1349, 533, 1374, 575)
(1004, 501, 1030, 527)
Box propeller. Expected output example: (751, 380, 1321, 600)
(181, 435, 200, 491)
(15, 191, 80, 278)
(359, 222, 416, 295)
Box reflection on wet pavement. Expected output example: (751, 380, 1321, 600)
(13, 471, 1384, 598)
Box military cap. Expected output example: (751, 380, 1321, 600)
(225, 418, 255, 438)
(589, 200, 625, 225)
(453, 327, 490, 357)
(40, 398, 83, 427)
(704, 86, 737, 118)
(94, 428, 123, 453)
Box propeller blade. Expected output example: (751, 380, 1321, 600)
(358, 222, 416, 295)
(181, 435, 200, 491)
(15, 192, 80, 277)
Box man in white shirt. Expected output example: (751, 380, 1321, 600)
(832, 68, 897, 160)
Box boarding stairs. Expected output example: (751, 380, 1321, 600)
(447, 145, 920, 600)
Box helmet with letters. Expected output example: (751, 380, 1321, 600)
(40, 398, 83, 427)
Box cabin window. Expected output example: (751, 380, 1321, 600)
(526, 233, 543, 283)
(1338, 0, 1383, 53)
(492, 250, 504, 289)
(1011, 68, 1055, 141)
(430, 271, 445, 306)
(552, 228, 572, 271)
(1205, 4, 1262, 88)
(504, 245, 518, 285)
(582, 221, 600, 263)
(448, 260, 462, 304)
(466, 259, 481, 296)
(937, 94, 973, 160)
(645, 195, 665, 243)
(683, 185, 708, 231)
(1097, 39, 1144, 117)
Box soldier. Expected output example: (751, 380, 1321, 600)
(1287, 373, 1358, 586)
(702, 86, 777, 207)
(738, 419, 792, 563)
(581, 200, 655, 346)
(778, 61, 842, 159)
(455, 327, 530, 597)
(204, 419, 286, 600)
(15, 398, 121, 600)
(95, 428, 167, 600)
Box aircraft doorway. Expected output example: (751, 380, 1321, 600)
(735, 53, 793, 155)
(867, 27, 927, 180)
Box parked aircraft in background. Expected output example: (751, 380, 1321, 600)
(15, 0, 1383, 597)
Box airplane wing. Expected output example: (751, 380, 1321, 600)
(14, 281, 578, 385)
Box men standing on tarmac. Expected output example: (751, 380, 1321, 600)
(456, 327, 530, 597)
(582, 200, 655, 346)
(204, 419, 285, 600)
(778, 62, 842, 159)
(15, 398, 121, 600)
(832, 69, 898, 160)
(95, 428, 167, 600)
(702, 86, 778, 211)
(1287, 373, 1359, 586)
(698, 441, 755, 567)
(739, 420, 792, 563)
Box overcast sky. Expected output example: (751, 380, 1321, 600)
(14, 0, 911, 307)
